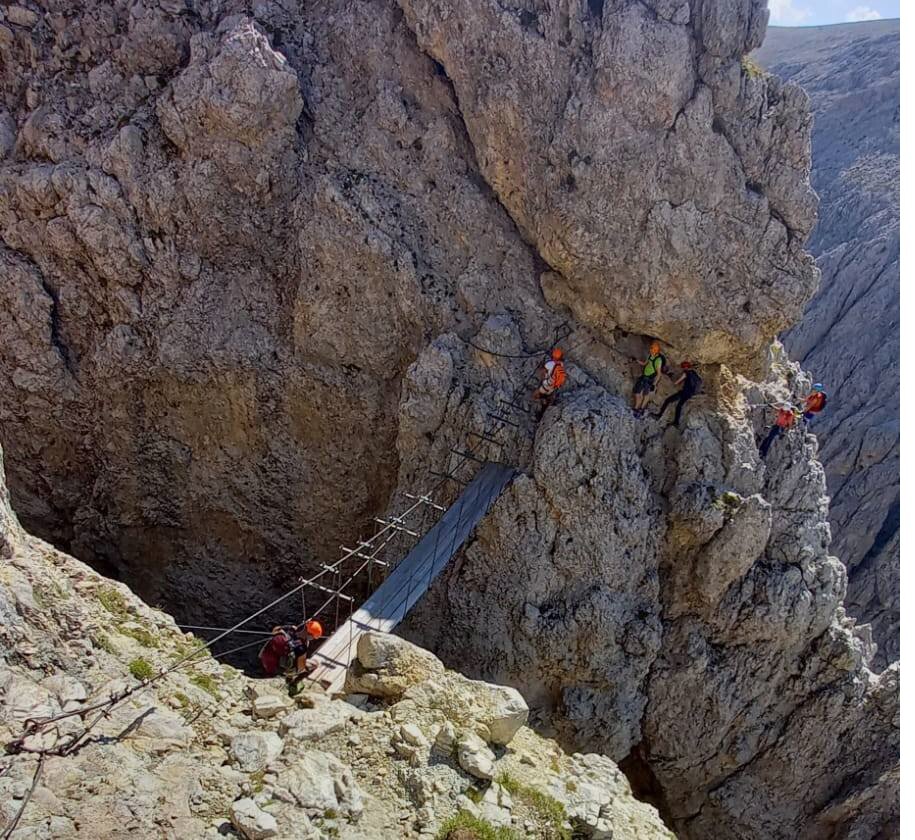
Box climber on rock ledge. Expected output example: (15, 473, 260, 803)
(759, 403, 800, 459)
(632, 340, 665, 418)
(654, 361, 702, 428)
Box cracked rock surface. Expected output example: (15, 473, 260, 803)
(756, 19, 900, 670)
(0, 446, 672, 839)
(398, 329, 898, 839)
(0, 3, 898, 840)
(2, 0, 815, 629)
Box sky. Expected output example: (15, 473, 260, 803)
(767, 0, 900, 26)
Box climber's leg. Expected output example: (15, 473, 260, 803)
(673, 392, 692, 427)
(759, 425, 782, 459)
(654, 392, 679, 420)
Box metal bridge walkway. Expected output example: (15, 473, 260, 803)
(308, 462, 516, 692)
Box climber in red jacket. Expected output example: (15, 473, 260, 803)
(759, 404, 799, 459)
(259, 619, 323, 687)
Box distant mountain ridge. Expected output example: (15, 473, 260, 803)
(756, 19, 900, 667)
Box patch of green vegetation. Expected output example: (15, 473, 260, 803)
(435, 810, 517, 840)
(173, 692, 191, 709)
(549, 755, 561, 774)
(128, 657, 155, 681)
(323, 808, 339, 820)
(249, 771, 266, 793)
(97, 587, 130, 621)
(740, 55, 765, 79)
(92, 633, 117, 655)
(464, 785, 485, 804)
(190, 672, 220, 698)
(497, 774, 571, 840)
(119, 624, 160, 648)
(564, 780, 577, 793)
(712, 491, 742, 512)
(170, 640, 207, 666)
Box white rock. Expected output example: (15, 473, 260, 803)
(434, 721, 456, 754)
(252, 694, 289, 720)
(231, 797, 278, 839)
(279, 702, 357, 740)
(349, 632, 445, 698)
(230, 731, 284, 773)
(277, 750, 364, 818)
(457, 732, 496, 780)
(400, 722, 428, 748)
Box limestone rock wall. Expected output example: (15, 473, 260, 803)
(1, 1, 818, 630)
(0, 3, 898, 839)
(0, 1, 551, 625)
(756, 19, 900, 669)
(398, 330, 898, 839)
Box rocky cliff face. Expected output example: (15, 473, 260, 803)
(398, 325, 898, 839)
(756, 19, 900, 669)
(0, 445, 673, 839)
(0, 2, 899, 839)
(0, 0, 816, 629)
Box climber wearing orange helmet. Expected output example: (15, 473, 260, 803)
(632, 340, 666, 417)
(259, 618, 323, 687)
(531, 347, 567, 420)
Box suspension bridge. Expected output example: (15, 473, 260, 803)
(300, 327, 569, 691)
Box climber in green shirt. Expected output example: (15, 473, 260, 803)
(633, 340, 665, 417)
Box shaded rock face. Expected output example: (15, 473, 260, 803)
(756, 20, 900, 668)
(0, 1, 552, 625)
(398, 333, 898, 839)
(0, 0, 818, 632)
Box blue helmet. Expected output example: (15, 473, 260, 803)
(812, 383, 825, 392)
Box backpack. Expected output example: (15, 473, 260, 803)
(644, 354, 665, 378)
(811, 392, 827, 411)
(551, 361, 566, 389)
(685, 369, 702, 393)
(259, 633, 290, 677)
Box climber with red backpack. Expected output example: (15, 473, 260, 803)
(532, 348, 566, 419)
(802, 384, 827, 423)
(259, 618, 323, 688)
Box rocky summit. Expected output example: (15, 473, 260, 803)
(0, 2, 900, 840)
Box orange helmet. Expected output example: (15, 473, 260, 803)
(305, 619, 323, 639)
(649, 341, 661, 356)
(551, 347, 563, 361)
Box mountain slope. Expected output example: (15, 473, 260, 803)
(756, 20, 900, 668)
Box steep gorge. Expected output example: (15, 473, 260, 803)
(0, 2, 899, 839)
(756, 19, 900, 670)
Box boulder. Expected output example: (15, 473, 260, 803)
(230, 731, 284, 773)
(276, 751, 363, 818)
(278, 702, 358, 741)
(456, 732, 495, 781)
(347, 632, 445, 699)
(230, 798, 278, 840)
